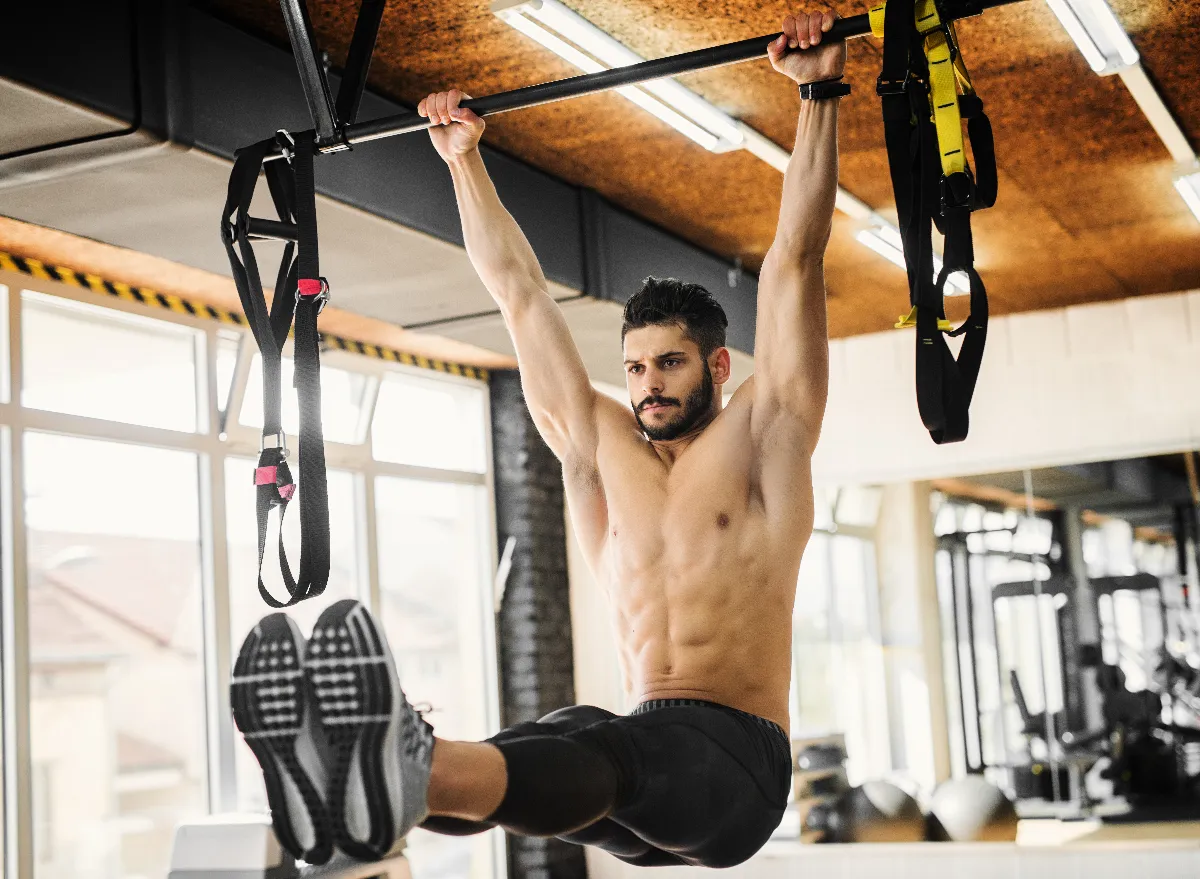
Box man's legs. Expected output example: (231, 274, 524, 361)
(419, 706, 631, 837)
(425, 739, 506, 821)
(420, 707, 687, 866)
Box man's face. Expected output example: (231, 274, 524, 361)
(623, 323, 719, 441)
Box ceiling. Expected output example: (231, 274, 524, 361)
(935, 452, 1197, 529)
(200, 0, 1200, 340)
(0, 79, 757, 389)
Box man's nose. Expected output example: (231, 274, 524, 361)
(642, 369, 664, 395)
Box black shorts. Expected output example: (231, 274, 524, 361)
(489, 699, 792, 868)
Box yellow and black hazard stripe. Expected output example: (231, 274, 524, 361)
(0, 250, 488, 381)
(1, 251, 246, 325)
(321, 335, 486, 380)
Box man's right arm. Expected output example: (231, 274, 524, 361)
(422, 90, 600, 468)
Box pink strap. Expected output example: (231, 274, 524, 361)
(298, 278, 324, 296)
(255, 466, 278, 486)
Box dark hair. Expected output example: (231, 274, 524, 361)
(621, 277, 728, 356)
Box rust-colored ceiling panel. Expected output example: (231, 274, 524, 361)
(204, 0, 1200, 340)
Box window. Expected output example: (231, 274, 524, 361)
(790, 528, 887, 784)
(24, 432, 207, 879)
(225, 459, 365, 813)
(21, 292, 201, 432)
(375, 477, 497, 879)
(372, 373, 488, 472)
(239, 354, 373, 445)
(214, 331, 242, 420)
(2, 280, 500, 879)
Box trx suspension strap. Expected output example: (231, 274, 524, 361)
(220, 129, 331, 607)
(873, 0, 997, 444)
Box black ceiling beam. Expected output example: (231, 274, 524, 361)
(277, 0, 339, 145)
(334, 0, 386, 127)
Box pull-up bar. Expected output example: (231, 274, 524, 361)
(264, 0, 1023, 160)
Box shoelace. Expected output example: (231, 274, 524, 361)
(402, 701, 435, 758)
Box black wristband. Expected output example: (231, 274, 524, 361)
(798, 78, 851, 100)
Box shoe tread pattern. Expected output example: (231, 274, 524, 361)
(306, 599, 397, 861)
(231, 613, 333, 866)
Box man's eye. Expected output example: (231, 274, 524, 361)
(664, 359, 679, 367)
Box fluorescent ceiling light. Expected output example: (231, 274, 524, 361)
(495, 0, 971, 297)
(493, 0, 743, 151)
(856, 227, 972, 296)
(1044, 0, 1138, 75)
(1175, 170, 1200, 223)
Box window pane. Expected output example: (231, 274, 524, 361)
(239, 354, 370, 445)
(215, 330, 241, 418)
(375, 477, 497, 879)
(22, 291, 200, 432)
(24, 433, 206, 879)
(224, 457, 363, 811)
(372, 373, 487, 472)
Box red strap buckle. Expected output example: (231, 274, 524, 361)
(297, 277, 330, 313)
(255, 465, 295, 502)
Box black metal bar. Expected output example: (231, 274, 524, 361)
(278, 0, 340, 145)
(261, 0, 1025, 160)
(963, 551, 985, 772)
(947, 543, 973, 776)
(335, 0, 387, 126)
(247, 218, 299, 241)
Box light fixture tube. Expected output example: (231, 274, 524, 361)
(1175, 170, 1200, 224)
(1044, 0, 1138, 75)
(856, 228, 972, 296)
(493, 0, 742, 151)
(497, 0, 973, 296)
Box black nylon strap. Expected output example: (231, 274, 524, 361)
(220, 131, 331, 608)
(877, 0, 992, 445)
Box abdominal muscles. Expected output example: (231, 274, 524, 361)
(606, 531, 797, 730)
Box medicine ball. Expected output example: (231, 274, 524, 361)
(813, 781, 925, 843)
(926, 776, 1018, 842)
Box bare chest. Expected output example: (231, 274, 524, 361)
(594, 434, 767, 585)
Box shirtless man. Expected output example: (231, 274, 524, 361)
(233, 9, 843, 868)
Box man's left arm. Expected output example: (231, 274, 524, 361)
(751, 11, 844, 454)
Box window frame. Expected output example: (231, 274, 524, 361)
(0, 270, 503, 879)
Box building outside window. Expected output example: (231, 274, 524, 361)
(0, 277, 503, 879)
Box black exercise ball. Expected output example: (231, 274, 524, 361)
(926, 776, 1018, 842)
(816, 781, 925, 843)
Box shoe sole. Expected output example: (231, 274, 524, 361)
(305, 599, 404, 861)
(231, 613, 333, 866)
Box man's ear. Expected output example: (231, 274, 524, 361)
(711, 347, 732, 386)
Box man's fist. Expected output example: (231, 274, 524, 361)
(767, 11, 847, 85)
(418, 89, 485, 162)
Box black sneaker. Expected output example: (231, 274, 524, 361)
(231, 613, 333, 865)
(304, 599, 435, 861)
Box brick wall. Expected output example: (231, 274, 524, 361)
(489, 369, 587, 879)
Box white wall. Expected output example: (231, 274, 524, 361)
(813, 290, 1200, 485)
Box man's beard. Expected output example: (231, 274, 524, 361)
(634, 362, 715, 441)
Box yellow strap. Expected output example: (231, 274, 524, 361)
(895, 306, 955, 332)
(867, 2, 967, 178)
(914, 0, 941, 34)
(949, 23, 975, 94)
(925, 28, 965, 177)
(869, 3, 885, 37)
